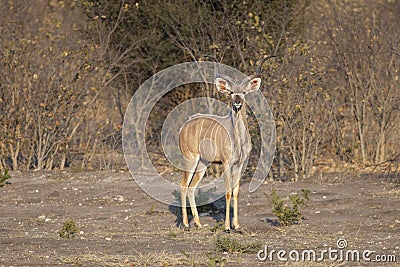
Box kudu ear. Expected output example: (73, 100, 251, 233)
(245, 77, 261, 93)
(215, 78, 232, 94)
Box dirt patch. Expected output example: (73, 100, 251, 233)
(0, 171, 399, 266)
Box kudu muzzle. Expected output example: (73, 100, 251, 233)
(232, 94, 244, 113)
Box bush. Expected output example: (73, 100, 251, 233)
(215, 235, 261, 254)
(205, 255, 227, 267)
(266, 188, 310, 226)
(0, 169, 11, 187)
(59, 220, 79, 238)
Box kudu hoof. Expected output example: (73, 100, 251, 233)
(223, 229, 231, 234)
(180, 224, 190, 231)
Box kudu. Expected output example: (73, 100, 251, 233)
(179, 56, 275, 231)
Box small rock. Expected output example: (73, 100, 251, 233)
(48, 191, 59, 198)
(114, 195, 124, 202)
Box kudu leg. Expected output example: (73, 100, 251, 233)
(223, 166, 232, 231)
(180, 172, 192, 228)
(180, 158, 199, 228)
(188, 163, 206, 228)
(232, 166, 242, 230)
(232, 182, 240, 230)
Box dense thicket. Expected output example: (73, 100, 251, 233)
(1, 0, 399, 178)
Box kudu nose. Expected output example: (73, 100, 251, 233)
(233, 95, 243, 112)
(233, 95, 242, 103)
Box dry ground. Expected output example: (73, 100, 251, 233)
(0, 170, 399, 266)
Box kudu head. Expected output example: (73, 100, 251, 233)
(211, 55, 276, 113)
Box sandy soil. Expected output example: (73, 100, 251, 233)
(0, 170, 399, 266)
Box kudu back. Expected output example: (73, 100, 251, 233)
(179, 56, 275, 231)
